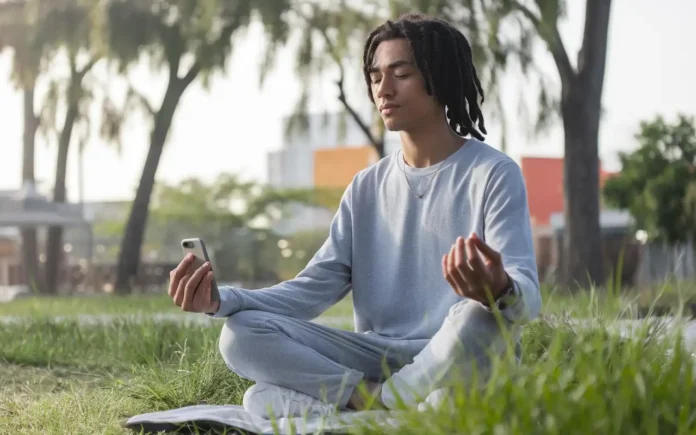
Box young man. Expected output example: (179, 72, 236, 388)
(168, 13, 541, 418)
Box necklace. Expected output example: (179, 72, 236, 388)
(396, 149, 448, 199)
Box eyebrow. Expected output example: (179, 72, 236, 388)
(367, 60, 414, 74)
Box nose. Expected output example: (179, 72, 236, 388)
(376, 75, 394, 99)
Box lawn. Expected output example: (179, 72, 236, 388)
(0, 288, 356, 319)
(1, 283, 695, 434)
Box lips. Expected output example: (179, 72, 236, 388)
(379, 103, 400, 115)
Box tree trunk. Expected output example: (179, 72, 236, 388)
(45, 104, 79, 294)
(561, 0, 612, 289)
(114, 81, 186, 293)
(20, 84, 45, 293)
(561, 91, 603, 288)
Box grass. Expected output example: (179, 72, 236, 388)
(0, 318, 219, 371)
(363, 320, 696, 434)
(0, 291, 180, 317)
(4, 280, 695, 320)
(1, 284, 696, 434)
(0, 289, 356, 319)
(536, 280, 696, 319)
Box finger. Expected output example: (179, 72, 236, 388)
(448, 244, 469, 296)
(169, 254, 194, 297)
(194, 271, 214, 311)
(174, 274, 190, 307)
(443, 254, 460, 294)
(168, 269, 177, 298)
(471, 233, 502, 266)
(182, 262, 211, 311)
(454, 239, 479, 295)
(454, 237, 466, 270)
(465, 237, 487, 281)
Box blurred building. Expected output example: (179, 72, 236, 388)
(313, 146, 380, 188)
(519, 157, 634, 282)
(0, 227, 18, 286)
(521, 157, 618, 229)
(0, 183, 91, 286)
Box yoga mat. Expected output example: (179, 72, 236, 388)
(124, 404, 402, 434)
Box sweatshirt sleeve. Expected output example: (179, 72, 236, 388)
(208, 181, 354, 321)
(481, 161, 542, 324)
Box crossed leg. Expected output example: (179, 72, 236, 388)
(218, 300, 516, 412)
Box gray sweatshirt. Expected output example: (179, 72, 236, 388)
(211, 139, 541, 340)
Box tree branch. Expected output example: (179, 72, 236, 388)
(336, 77, 382, 152)
(127, 83, 155, 117)
(548, 28, 575, 89)
(76, 56, 99, 81)
(68, 49, 78, 76)
(296, 5, 382, 152)
(577, 0, 612, 88)
(509, 1, 575, 88)
(181, 61, 200, 87)
(159, 23, 182, 80)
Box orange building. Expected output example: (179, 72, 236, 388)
(313, 145, 380, 188)
(520, 156, 620, 279)
(520, 157, 617, 228)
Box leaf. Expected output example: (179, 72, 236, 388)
(603, 114, 696, 243)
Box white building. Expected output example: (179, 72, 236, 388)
(0, 183, 91, 286)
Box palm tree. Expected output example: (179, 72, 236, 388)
(35, 0, 101, 293)
(0, 0, 45, 292)
(90, 0, 294, 293)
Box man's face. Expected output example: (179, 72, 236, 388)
(368, 38, 440, 132)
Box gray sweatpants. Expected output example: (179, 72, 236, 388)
(218, 300, 517, 409)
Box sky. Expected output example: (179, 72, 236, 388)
(0, 0, 695, 203)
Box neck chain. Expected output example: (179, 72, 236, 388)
(396, 150, 448, 199)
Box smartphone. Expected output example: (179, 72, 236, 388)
(181, 238, 220, 305)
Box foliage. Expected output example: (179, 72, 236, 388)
(93, 0, 293, 123)
(0, 0, 110, 159)
(86, 174, 336, 279)
(274, 228, 329, 281)
(142, 175, 330, 281)
(604, 114, 696, 244)
(285, 1, 384, 150)
(289, 1, 611, 287)
(406, 0, 554, 137)
(0, 0, 101, 156)
(149, 174, 323, 236)
(287, 0, 560, 154)
(87, 0, 299, 292)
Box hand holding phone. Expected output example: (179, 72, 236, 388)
(169, 238, 221, 314)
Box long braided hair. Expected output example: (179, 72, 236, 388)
(363, 13, 486, 140)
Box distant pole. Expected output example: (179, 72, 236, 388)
(78, 147, 84, 211)
(77, 147, 93, 290)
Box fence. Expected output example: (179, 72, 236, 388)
(636, 239, 696, 285)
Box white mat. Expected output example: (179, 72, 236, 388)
(124, 404, 401, 434)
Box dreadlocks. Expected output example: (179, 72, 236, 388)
(363, 13, 486, 140)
